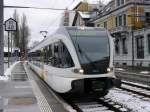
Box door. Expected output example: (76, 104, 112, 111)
(136, 36, 144, 59)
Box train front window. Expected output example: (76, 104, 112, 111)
(68, 28, 110, 74)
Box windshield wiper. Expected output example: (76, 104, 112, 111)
(77, 43, 98, 70)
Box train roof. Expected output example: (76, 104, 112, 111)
(29, 26, 107, 53)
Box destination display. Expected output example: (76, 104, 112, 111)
(68, 29, 106, 37)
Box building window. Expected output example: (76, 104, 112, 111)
(116, 16, 118, 27)
(136, 36, 144, 59)
(148, 34, 150, 53)
(118, 15, 122, 26)
(115, 38, 120, 54)
(116, 0, 124, 7)
(123, 14, 126, 26)
(121, 0, 124, 5)
(145, 12, 150, 27)
(122, 38, 128, 54)
(104, 21, 107, 28)
(117, 0, 120, 7)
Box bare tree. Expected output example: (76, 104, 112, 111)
(20, 13, 30, 57)
(12, 10, 20, 48)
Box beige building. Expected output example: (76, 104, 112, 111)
(91, 0, 150, 67)
(63, 1, 103, 27)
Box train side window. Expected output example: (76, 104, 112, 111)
(50, 41, 74, 68)
(58, 41, 74, 68)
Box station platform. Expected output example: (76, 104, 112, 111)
(0, 62, 69, 112)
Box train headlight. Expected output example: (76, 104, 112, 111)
(73, 68, 84, 74)
(107, 68, 113, 73)
(79, 69, 84, 74)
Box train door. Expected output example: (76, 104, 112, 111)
(40, 48, 45, 79)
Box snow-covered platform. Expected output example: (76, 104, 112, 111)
(0, 62, 68, 112)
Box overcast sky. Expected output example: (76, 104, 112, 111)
(4, 0, 111, 46)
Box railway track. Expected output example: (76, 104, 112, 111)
(115, 71, 150, 86)
(117, 81, 150, 101)
(68, 98, 132, 112)
(26, 64, 150, 112)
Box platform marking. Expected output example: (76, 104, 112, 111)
(24, 64, 53, 112)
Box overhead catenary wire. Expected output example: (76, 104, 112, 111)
(4, 0, 77, 32)
(4, 5, 75, 11)
(45, 0, 77, 31)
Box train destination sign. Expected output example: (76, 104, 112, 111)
(5, 18, 17, 31)
(68, 29, 106, 37)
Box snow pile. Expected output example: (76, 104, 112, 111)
(0, 76, 8, 81)
(140, 71, 149, 74)
(4, 61, 20, 76)
(105, 89, 150, 112)
(0, 61, 20, 81)
(115, 68, 125, 71)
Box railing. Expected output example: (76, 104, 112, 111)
(126, 0, 150, 4)
(110, 26, 129, 34)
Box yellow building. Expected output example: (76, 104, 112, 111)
(94, 0, 148, 31)
(92, 0, 150, 67)
(64, 1, 101, 26)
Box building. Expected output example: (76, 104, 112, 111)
(63, 1, 104, 27)
(90, 0, 150, 67)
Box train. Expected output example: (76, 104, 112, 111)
(28, 26, 121, 98)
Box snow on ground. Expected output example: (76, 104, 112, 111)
(105, 89, 150, 112)
(0, 61, 20, 81)
(4, 61, 20, 76)
(0, 76, 8, 81)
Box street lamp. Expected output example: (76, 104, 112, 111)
(128, 2, 138, 68)
(40, 31, 48, 38)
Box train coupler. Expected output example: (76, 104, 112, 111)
(112, 78, 122, 88)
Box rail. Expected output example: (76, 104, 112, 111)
(115, 71, 150, 86)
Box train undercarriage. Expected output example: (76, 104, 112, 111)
(61, 77, 121, 99)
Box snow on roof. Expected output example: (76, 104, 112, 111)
(68, 0, 82, 10)
(78, 11, 91, 19)
(4, 47, 20, 52)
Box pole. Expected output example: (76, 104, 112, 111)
(0, 0, 4, 76)
(11, 32, 13, 63)
(8, 32, 10, 68)
(132, 1, 137, 68)
(131, 30, 134, 67)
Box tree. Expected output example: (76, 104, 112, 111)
(20, 13, 30, 56)
(13, 10, 20, 48)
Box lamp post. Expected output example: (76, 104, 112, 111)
(130, 1, 137, 68)
(0, 0, 4, 76)
(132, 1, 139, 68)
(131, 25, 135, 68)
(40, 31, 48, 38)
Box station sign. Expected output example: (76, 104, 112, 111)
(5, 18, 17, 31)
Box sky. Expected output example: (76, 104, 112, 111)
(4, 0, 111, 46)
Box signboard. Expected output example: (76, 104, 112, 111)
(5, 18, 17, 31)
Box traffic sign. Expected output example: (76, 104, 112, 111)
(5, 18, 17, 31)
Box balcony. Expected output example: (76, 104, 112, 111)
(110, 26, 129, 34)
(126, 0, 150, 4)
